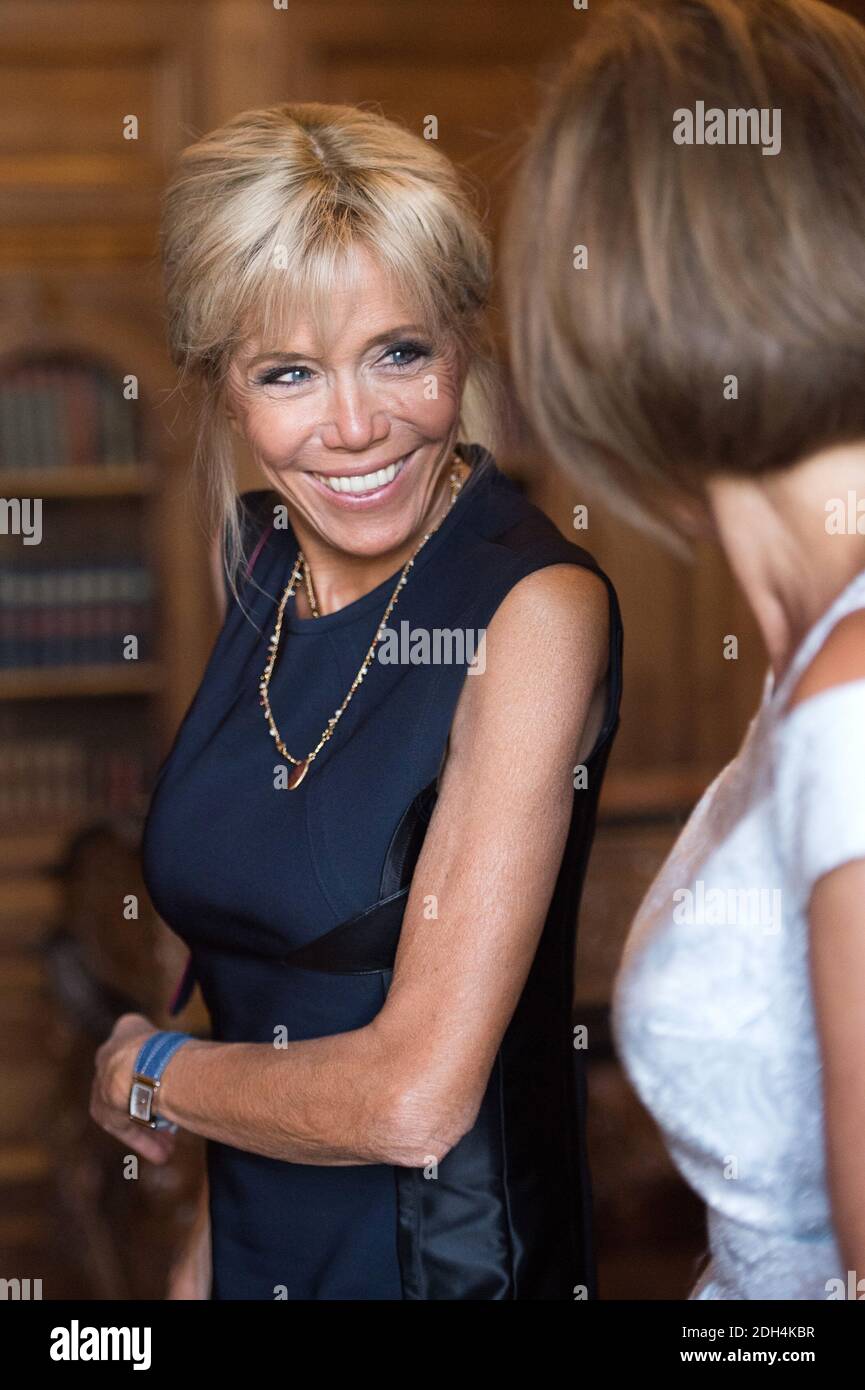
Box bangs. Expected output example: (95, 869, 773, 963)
(227, 216, 453, 381)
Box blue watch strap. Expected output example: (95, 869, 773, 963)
(134, 1030, 192, 1083)
(131, 1030, 192, 1131)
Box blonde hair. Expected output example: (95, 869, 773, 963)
(159, 101, 499, 606)
(503, 0, 865, 548)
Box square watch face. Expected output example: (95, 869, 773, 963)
(129, 1081, 153, 1123)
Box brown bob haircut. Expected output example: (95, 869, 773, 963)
(503, 0, 865, 543)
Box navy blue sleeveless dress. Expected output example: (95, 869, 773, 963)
(141, 443, 623, 1300)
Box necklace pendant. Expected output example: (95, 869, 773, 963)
(286, 757, 310, 790)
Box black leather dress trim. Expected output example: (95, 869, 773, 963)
(270, 776, 437, 974)
(274, 885, 410, 975)
(394, 1050, 516, 1299)
(378, 778, 437, 899)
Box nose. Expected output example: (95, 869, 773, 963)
(320, 375, 390, 453)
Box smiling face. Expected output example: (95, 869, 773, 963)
(225, 247, 466, 564)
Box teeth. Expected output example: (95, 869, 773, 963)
(313, 455, 407, 495)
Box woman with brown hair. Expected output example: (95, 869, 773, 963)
(88, 101, 622, 1299)
(504, 0, 865, 1299)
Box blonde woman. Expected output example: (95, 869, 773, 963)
(504, 0, 865, 1299)
(89, 102, 623, 1300)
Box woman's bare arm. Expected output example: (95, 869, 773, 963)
(110, 563, 610, 1167)
(810, 859, 865, 1273)
(797, 609, 865, 1273)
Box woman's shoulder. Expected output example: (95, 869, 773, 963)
(772, 607, 865, 768)
(489, 562, 611, 654)
(456, 453, 622, 737)
(445, 560, 613, 795)
(771, 605, 865, 786)
(784, 608, 865, 715)
(769, 617, 865, 903)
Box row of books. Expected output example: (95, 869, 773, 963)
(0, 739, 147, 823)
(0, 362, 140, 471)
(0, 565, 153, 668)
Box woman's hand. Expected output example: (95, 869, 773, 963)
(166, 1177, 212, 1300)
(90, 1012, 177, 1164)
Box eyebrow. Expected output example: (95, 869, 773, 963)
(246, 324, 428, 368)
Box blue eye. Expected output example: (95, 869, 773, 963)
(382, 341, 430, 369)
(254, 339, 431, 388)
(257, 365, 312, 387)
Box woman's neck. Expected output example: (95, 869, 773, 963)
(707, 442, 865, 685)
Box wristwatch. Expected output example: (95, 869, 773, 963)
(128, 1030, 192, 1132)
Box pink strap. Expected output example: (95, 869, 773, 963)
(168, 953, 194, 1015)
(244, 517, 275, 579)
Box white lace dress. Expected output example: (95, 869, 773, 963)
(612, 567, 865, 1300)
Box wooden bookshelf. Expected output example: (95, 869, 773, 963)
(0, 349, 165, 864)
(0, 352, 173, 1070)
(0, 823, 100, 873)
(0, 661, 163, 701)
(0, 465, 158, 497)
